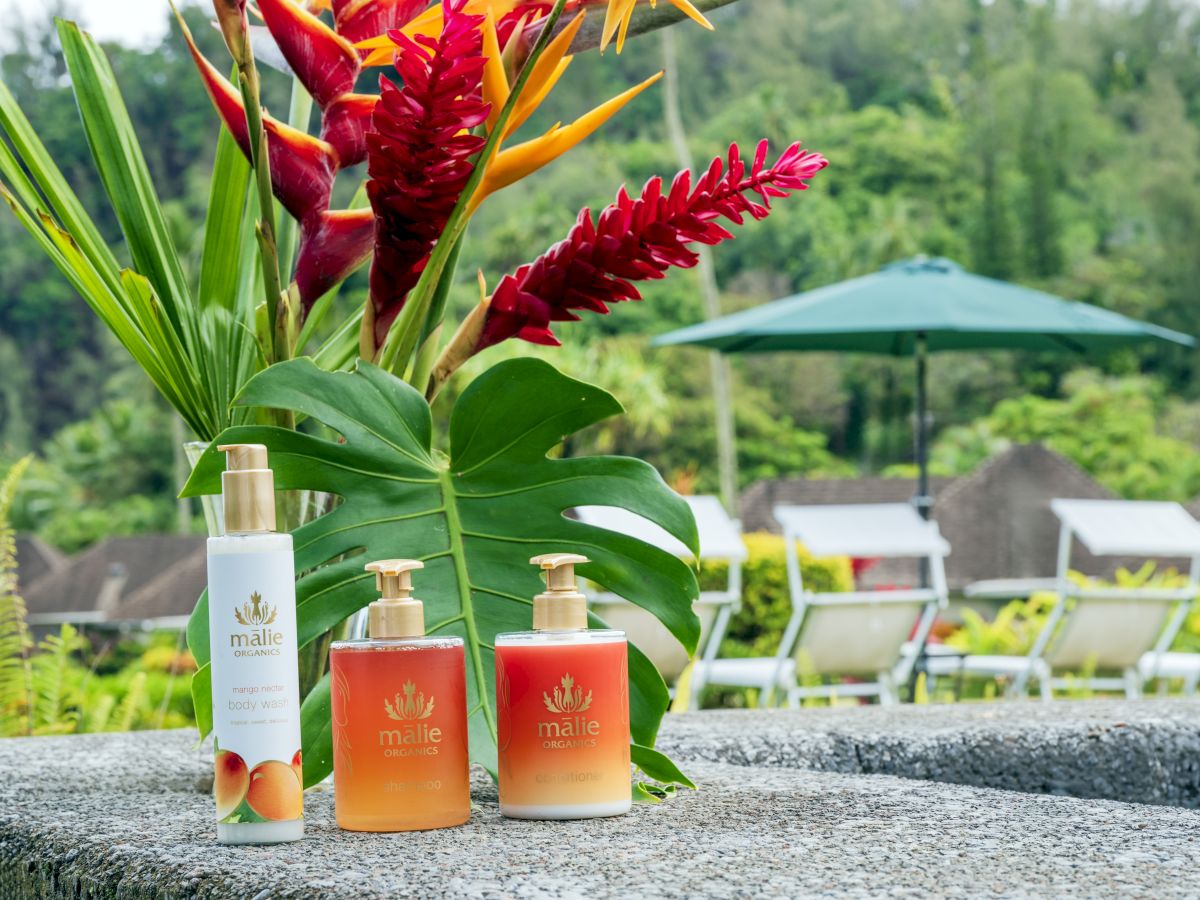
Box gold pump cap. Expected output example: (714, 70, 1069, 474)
(366, 559, 425, 639)
(531, 553, 589, 631)
(219, 443, 276, 534)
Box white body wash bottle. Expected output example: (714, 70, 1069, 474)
(207, 443, 304, 844)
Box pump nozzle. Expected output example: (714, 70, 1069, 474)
(530, 553, 590, 630)
(365, 559, 425, 638)
(217, 443, 275, 533)
(530, 553, 589, 592)
(366, 559, 424, 599)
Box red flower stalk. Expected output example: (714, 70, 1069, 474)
(363, 0, 490, 355)
(477, 140, 828, 349)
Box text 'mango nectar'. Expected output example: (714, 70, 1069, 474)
(495, 553, 631, 819)
(329, 558, 470, 832)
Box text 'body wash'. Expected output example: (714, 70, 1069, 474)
(206, 444, 303, 845)
(495, 554, 632, 820)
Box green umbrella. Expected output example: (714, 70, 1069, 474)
(654, 256, 1194, 517)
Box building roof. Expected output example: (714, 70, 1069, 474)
(739, 475, 955, 534)
(112, 546, 207, 623)
(14, 535, 66, 592)
(934, 444, 1115, 587)
(23, 535, 205, 619)
(739, 444, 1131, 590)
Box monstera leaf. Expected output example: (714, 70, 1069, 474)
(184, 358, 700, 785)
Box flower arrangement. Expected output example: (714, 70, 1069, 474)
(0, 0, 825, 791)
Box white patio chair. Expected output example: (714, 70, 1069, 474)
(926, 499, 1200, 699)
(692, 503, 950, 707)
(575, 496, 747, 689)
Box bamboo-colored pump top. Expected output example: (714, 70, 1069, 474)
(366, 559, 425, 639)
(219, 443, 276, 534)
(531, 553, 590, 631)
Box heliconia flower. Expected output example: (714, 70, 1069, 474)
(255, 0, 369, 165)
(470, 10, 662, 210)
(182, 0, 432, 315)
(330, 0, 431, 44)
(178, 16, 338, 220)
(293, 208, 376, 307)
(476, 141, 828, 349)
(361, 0, 490, 357)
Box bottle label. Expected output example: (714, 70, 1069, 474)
(207, 548, 303, 824)
(496, 639, 630, 810)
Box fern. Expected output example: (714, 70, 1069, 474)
(86, 692, 116, 733)
(30, 624, 85, 735)
(112, 671, 147, 732)
(0, 458, 33, 737)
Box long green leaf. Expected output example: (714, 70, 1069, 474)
(198, 125, 252, 312)
(0, 80, 122, 284)
(184, 359, 699, 782)
(56, 20, 196, 351)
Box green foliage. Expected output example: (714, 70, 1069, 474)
(945, 595, 1055, 658)
(7, 388, 186, 551)
(0, 624, 196, 738)
(182, 358, 699, 785)
(932, 371, 1200, 500)
(0, 457, 33, 734)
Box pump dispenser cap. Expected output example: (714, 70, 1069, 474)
(218, 443, 276, 534)
(366, 559, 425, 638)
(530, 553, 589, 631)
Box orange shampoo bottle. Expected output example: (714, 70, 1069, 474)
(329, 559, 471, 831)
(495, 553, 631, 819)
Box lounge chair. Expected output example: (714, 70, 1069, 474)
(575, 496, 746, 690)
(927, 499, 1200, 699)
(691, 503, 950, 707)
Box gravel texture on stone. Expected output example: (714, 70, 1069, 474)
(659, 698, 1200, 807)
(3, 728, 1200, 899)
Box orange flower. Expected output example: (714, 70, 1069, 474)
(599, 0, 713, 53)
(470, 10, 661, 209)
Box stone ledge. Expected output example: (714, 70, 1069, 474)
(658, 699, 1200, 807)
(2, 729, 1200, 898)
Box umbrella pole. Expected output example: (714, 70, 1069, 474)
(914, 331, 931, 521)
(910, 330, 933, 701)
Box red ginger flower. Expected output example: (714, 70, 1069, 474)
(478, 140, 828, 349)
(364, 0, 490, 355)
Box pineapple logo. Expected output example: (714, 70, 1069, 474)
(543, 673, 592, 715)
(233, 591, 277, 627)
(384, 681, 435, 722)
